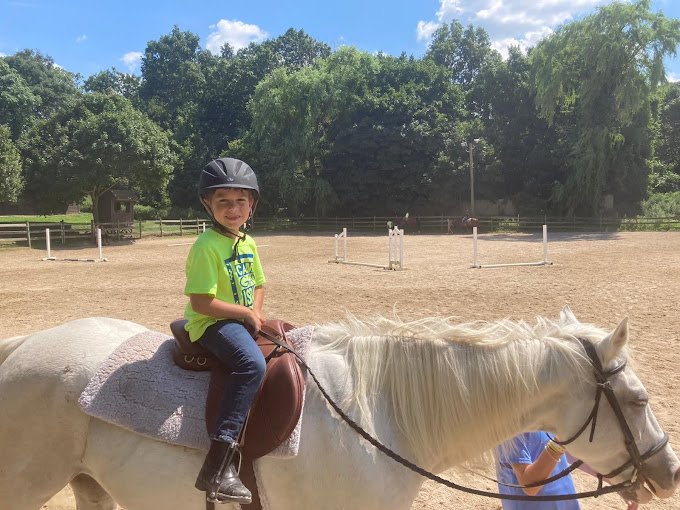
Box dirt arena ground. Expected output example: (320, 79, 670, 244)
(1, 230, 678, 510)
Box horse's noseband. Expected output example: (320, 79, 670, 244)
(554, 338, 669, 489)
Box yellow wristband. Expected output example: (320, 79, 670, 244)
(546, 440, 565, 455)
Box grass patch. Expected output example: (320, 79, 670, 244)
(0, 213, 93, 224)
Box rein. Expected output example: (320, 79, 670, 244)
(257, 330, 667, 502)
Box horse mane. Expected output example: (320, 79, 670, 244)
(312, 315, 624, 467)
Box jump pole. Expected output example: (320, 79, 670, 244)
(42, 228, 56, 261)
(329, 227, 404, 270)
(42, 228, 107, 262)
(388, 226, 404, 270)
(472, 224, 551, 269)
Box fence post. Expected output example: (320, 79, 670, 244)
(91, 220, 95, 240)
(139, 220, 142, 239)
(159, 219, 163, 237)
(60, 220, 65, 244)
(26, 221, 31, 248)
(117, 221, 121, 240)
(196, 218, 199, 235)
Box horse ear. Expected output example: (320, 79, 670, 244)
(559, 305, 578, 325)
(599, 317, 629, 365)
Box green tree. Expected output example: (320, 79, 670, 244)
(0, 59, 40, 139)
(138, 27, 215, 207)
(4, 50, 80, 119)
(247, 47, 463, 216)
(21, 93, 175, 220)
(471, 47, 564, 211)
(267, 28, 331, 71)
(248, 64, 335, 215)
(83, 69, 141, 103)
(425, 21, 499, 90)
(649, 82, 680, 193)
(0, 125, 23, 202)
(139, 27, 210, 130)
(531, 0, 680, 214)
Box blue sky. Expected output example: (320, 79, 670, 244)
(2, 0, 680, 81)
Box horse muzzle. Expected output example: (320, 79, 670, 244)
(620, 457, 680, 502)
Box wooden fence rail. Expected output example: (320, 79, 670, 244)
(1, 215, 679, 247)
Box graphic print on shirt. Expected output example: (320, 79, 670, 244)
(225, 253, 256, 306)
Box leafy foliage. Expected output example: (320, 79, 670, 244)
(641, 191, 680, 217)
(20, 93, 175, 220)
(0, 59, 40, 139)
(4, 8, 680, 219)
(0, 125, 23, 202)
(531, 0, 680, 214)
(4, 50, 80, 120)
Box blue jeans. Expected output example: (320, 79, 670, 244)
(198, 320, 266, 444)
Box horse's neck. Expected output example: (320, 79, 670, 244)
(449, 341, 572, 465)
(403, 339, 573, 471)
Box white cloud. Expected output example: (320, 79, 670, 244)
(437, 0, 464, 21)
(76, 34, 87, 44)
(206, 19, 268, 54)
(667, 72, 680, 83)
(121, 51, 143, 72)
(491, 26, 554, 58)
(0, 52, 6, 57)
(417, 21, 441, 42)
(419, 0, 611, 55)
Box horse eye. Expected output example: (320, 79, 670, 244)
(631, 399, 648, 408)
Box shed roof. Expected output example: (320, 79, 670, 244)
(107, 189, 137, 201)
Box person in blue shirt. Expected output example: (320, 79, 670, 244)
(495, 431, 637, 510)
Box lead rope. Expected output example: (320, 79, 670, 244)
(256, 330, 636, 502)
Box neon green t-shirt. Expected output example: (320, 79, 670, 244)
(183, 228, 266, 341)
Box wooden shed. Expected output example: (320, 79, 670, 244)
(97, 189, 136, 225)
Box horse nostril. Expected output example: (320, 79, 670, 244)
(675, 467, 680, 487)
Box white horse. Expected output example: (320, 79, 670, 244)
(0, 307, 678, 510)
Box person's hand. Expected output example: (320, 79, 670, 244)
(626, 501, 638, 510)
(244, 309, 262, 334)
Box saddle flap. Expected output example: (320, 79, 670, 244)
(205, 320, 304, 459)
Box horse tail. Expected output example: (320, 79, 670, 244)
(0, 334, 28, 366)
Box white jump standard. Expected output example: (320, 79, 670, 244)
(42, 228, 108, 262)
(471, 224, 551, 269)
(330, 227, 404, 270)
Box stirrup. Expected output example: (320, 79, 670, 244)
(207, 442, 250, 504)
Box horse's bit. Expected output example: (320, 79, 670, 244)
(261, 330, 669, 502)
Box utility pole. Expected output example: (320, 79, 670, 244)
(461, 139, 481, 216)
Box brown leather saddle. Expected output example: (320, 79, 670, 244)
(170, 318, 305, 509)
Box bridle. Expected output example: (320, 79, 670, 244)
(260, 330, 670, 502)
(548, 338, 670, 492)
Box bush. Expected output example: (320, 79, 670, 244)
(134, 204, 168, 220)
(641, 192, 680, 217)
(80, 195, 92, 213)
(133, 204, 208, 221)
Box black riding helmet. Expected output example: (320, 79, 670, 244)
(199, 158, 259, 237)
(199, 158, 259, 203)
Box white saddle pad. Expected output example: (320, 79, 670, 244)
(77, 326, 313, 456)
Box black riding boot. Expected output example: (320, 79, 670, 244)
(195, 440, 252, 504)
